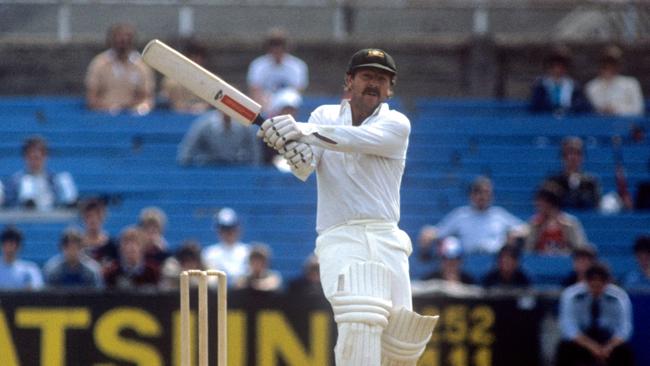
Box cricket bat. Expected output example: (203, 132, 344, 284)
(141, 39, 264, 126)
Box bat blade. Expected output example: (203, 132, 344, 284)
(141, 39, 263, 126)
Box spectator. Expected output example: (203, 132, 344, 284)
(561, 246, 598, 287)
(246, 27, 308, 113)
(103, 226, 160, 289)
(202, 207, 251, 286)
(176, 110, 261, 166)
(482, 245, 531, 289)
(43, 229, 104, 289)
(161, 39, 210, 114)
(234, 243, 282, 292)
(266, 88, 303, 166)
(586, 45, 644, 117)
(0, 226, 43, 290)
(622, 235, 650, 289)
(138, 206, 171, 267)
(544, 136, 601, 210)
(2, 136, 78, 211)
(80, 198, 118, 266)
(160, 239, 204, 290)
(525, 183, 589, 255)
(423, 237, 475, 285)
(556, 262, 634, 366)
(418, 176, 527, 256)
(287, 254, 322, 296)
(85, 23, 155, 115)
(529, 46, 591, 115)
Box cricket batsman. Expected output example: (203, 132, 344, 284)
(258, 48, 438, 366)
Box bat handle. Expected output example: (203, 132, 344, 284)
(253, 114, 265, 126)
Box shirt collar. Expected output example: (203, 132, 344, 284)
(339, 99, 387, 124)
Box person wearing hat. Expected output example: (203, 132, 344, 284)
(247, 27, 308, 113)
(529, 46, 591, 115)
(257, 49, 437, 366)
(424, 236, 476, 285)
(201, 207, 251, 286)
(585, 45, 644, 116)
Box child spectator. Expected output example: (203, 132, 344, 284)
(561, 246, 598, 287)
(287, 254, 322, 296)
(234, 243, 282, 292)
(0, 226, 43, 290)
(159, 240, 204, 290)
(103, 226, 160, 290)
(80, 198, 118, 266)
(424, 236, 475, 285)
(482, 245, 531, 289)
(44, 229, 104, 289)
(138, 206, 171, 267)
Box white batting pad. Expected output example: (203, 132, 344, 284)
(331, 261, 393, 366)
(381, 307, 438, 366)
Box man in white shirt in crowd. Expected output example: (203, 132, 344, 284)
(247, 28, 308, 113)
(586, 45, 644, 117)
(257, 48, 437, 366)
(2, 136, 78, 211)
(418, 176, 527, 257)
(202, 207, 251, 287)
(0, 226, 43, 290)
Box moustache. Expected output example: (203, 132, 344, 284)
(363, 87, 380, 95)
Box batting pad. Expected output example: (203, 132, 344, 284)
(381, 307, 439, 366)
(331, 261, 393, 366)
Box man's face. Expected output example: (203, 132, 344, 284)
(346, 68, 393, 112)
(25, 146, 46, 173)
(120, 237, 141, 265)
(1, 240, 19, 262)
(83, 208, 105, 233)
(470, 184, 493, 211)
(218, 226, 239, 245)
(587, 276, 607, 297)
(498, 254, 517, 276)
(636, 250, 650, 270)
(548, 62, 568, 79)
(62, 242, 82, 264)
(562, 147, 583, 172)
(111, 27, 135, 55)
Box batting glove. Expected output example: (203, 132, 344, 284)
(280, 141, 313, 168)
(257, 115, 304, 150)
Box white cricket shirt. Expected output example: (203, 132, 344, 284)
(303, 100, 410, 233)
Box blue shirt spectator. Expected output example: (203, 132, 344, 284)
(2, 136, 78, 210)
(44, 229, 104, 289)
(556, 263, 634, 366)
(0, 226, 43, 290)
(529, 46, 591, 115)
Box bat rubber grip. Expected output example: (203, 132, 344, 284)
(253, 114, 265, 126)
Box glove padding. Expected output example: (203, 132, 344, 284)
(280, 141, 313, 168)
(256, 115, 304, 150)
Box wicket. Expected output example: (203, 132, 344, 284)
(180, 270, 228, 366)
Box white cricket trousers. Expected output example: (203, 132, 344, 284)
(314, 220, 413, 310)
